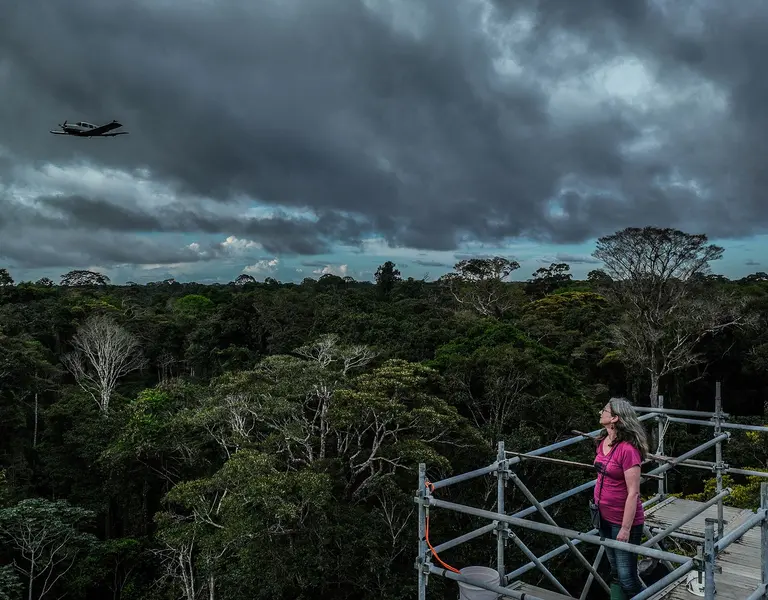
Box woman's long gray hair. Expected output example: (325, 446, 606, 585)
(597, 397, 649, 460)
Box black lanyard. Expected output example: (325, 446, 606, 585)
(596, 441, 618, 506)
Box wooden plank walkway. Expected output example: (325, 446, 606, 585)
(507, 580, 574, 599)
(642, 497, 762, 599)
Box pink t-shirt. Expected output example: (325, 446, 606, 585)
(593, 439, 644, 526)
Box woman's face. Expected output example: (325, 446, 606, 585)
(599, 403, 617, 428)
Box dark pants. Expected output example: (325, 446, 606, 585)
(599, 520, 644, 596)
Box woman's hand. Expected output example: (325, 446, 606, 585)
(617, 526, 630, 542)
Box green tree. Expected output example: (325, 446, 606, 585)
(60, 270, 110, 286)
(375, 261, 401, 297)
(526, 262, 572, 298)
(0, 498, 98, 600)
(592, 226, 753, 406)
(440, 256, 522, 318)
(0, 269, 14, 287)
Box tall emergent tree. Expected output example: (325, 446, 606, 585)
(374, 261, 401, 296)
(592, 226, 750, 407)
(440, 256, 521, 318)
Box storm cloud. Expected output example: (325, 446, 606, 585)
(1, 0, 768, 278)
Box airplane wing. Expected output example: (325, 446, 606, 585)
(88, 121, 123, 136)
(49, 130, 69, 135)
(101, 131, 129, 136)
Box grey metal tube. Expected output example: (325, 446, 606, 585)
(497, 441, 506, 584)
(644, 434, 730, 480)
(506, 529, 595, 580)
(430, 462, 499, 490)
(631, 559, 696, 600)
(745, 583, 767, 600)
(512, 479, 596, 520)
(666, 415, 768, 433)
(633, 406, 729, 418)
(431, 460, 630, 577)
(715, 383, 724, 540)
(642, 524, 676, 574)
(434, 479, 598, 553)
(714, 509, 766, 552)
(727, 467, 768, 478)
(506, 495, 662, 580)
(650, 455, 768, 478)
(646, 526, 702, 543)
(704, 519, 715, 600)
(657, 396, 666, 500)
(432, 523, 496, 554)
(417, 463, 427, 600)
(427, 497, 690, 564)
(505, 412, 658, 469)
(430, 414, 659, 489)
(643, 488, 731, 548)
(428, 565, 548, 600)
(579, 546, 604, 600)
(762, 483, 768, 600)
(507, 529, 570, 596)
(508, 473, 610, 594)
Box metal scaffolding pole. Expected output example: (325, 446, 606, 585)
(503, 412, 659, 470)
(649, 454, 768, 478)
(761, 483, 768, 600)
(657, 394, 666, 500)
(506, 495, 662, 581)
(715, 382, 725, 540)
(714, 510, 766, 552)
(632, 559, 696, 600)
(507, 529, 570, 596)
(704, 518, 716, 600)
(578, 546, 604, 600)
(508, 472, 611, 593)
(417, 398, 768, 600)
(644, 433, 730, 481)
(433, 480, 598, 555)
(666, 416, 768, 433)
(417, 463, 427, 600)
(633, 406, 729, 418)
(426, 496, 690, 564)
(429, 414, 658, 490)
(496, 441, 507, 585)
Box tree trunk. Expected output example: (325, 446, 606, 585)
(33, 392, 38, 449)
(649, 373, 660, 408)
(28, 562, 34, 600)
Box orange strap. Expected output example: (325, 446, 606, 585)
(423, 480, 460, 573)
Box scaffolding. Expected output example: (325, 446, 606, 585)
(414, 383, 768, 599)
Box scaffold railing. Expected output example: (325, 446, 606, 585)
(414, 382, 768, 600)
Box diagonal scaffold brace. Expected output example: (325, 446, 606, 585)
(507, 469, 611, 594)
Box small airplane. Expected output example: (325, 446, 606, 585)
(49, 119, 129, 137)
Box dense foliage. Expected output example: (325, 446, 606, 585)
(2, 226, 768, 599)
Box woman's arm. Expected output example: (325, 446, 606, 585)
(619, 465, 641, 541)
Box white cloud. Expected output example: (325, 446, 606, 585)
(220, 235, 262, 253)
(244, 258, 279, 274)
(312, 264, 349, 277)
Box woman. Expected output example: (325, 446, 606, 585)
(593, 397, 649, 597)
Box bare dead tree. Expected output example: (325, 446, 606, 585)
(61, 314, 147, 416)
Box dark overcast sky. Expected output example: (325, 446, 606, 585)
(1, 0, 766, 283)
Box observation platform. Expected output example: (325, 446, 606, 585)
(415, 384, 768, 600)
(644, 497, 763, 600)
